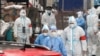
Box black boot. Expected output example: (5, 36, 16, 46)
(92, 55, 96, 56)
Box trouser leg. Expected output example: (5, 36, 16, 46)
(91, 44, 97, 56)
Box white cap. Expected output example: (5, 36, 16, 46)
(42, 24, 49, 31)
(50, 25, 57, 31)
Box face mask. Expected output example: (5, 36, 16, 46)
(47, 10, 51, 16)
(43, 33, 48, 36)
(48, 13, 51, 16)
(20, 13, 26, 17)
(20, 10, 26, 17)
(69, 24, 75, 28)
(78, 14, 82, 17)
(51, 32, 57, 37)
(21, 14, 26, 17)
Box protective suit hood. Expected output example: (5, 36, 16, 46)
(42, 24, 49, 31)
(89, 7, 96, 15)
(49, 25, 57, 37)
(20, 9, 26, 17)
(68, 16, 77, 28)
(50, 25, 57, 31)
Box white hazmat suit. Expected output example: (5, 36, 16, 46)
(14, 9, 32, 44)
(87, 7, 99, 56)
(63, 16, 87, 56)
(0, 20, 10, 37)
(41, 10, 56, 27)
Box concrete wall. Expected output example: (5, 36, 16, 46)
(83, 0, 93, 10)
(83, 0, 87, 10)
(87, 0, 94, 9)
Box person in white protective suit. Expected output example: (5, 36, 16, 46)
(0, 19, 10, 40)
(41, 6, 56, 27)
(14, 9, 32, 44)
(87, 7, 99, 56)
(76, 11, 85, 30)
(63, 16, 87, 56)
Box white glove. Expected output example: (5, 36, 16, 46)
(35, 27, 40, 33)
